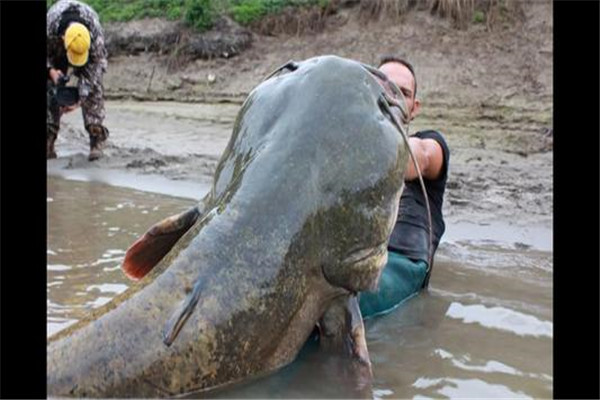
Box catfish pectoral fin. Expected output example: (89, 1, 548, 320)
(122, 206, 200, 281)
(163, 279, 204, 346)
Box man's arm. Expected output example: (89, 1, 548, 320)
(405, 137, 445, 181)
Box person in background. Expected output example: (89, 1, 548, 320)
(359, 55, 450, 318)
(47, 0, 109, 161)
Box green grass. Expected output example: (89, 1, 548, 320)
(49, 0, 504, 33)
(48, 0, 206, 28)
(228, 0, 329, 26)
(472, 10, 484, 24)
(48, 0, 330, 31)
(46, 0, 188, 22)
(183, 0, 216, 31)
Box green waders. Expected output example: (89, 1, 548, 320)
(358, 251, 428, 319)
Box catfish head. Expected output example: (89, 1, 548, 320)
(48, 55, 410, 398)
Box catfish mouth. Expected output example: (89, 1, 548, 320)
(324, 241, 388, 293)
(342, 242, 387, 267)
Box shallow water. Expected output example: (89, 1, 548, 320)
(46, 176, 196, 336)
(47, 177, 552, 399)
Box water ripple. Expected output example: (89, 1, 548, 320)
(446, 302, 552, 338)
(413, 377, 532, 399)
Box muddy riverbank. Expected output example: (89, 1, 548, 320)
(48, 97, 553, 233)
(101, 1, 552, 108)
(50, 0, 553, 231)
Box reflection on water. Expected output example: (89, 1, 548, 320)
(445, 302, 552, 338)
(412, 377, 532, 399)
(47, 177, 552, 399)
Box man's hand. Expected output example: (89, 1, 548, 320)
(60, 101, 80, 115)
(48, 68, 63, 85)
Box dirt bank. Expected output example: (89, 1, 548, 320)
(102, 1, 552, 108)
(48, 0, 553, 234)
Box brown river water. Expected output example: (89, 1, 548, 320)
(47, 175, 552, 399)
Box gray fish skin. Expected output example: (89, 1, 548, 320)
(47, 55, 408, 398)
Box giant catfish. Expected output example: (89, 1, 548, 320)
(47, 55, 416, 397)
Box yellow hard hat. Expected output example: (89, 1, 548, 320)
(64, 22, 90, 67)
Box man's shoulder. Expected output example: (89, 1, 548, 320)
(48, 0, 83, 15)
(49, 0, 92, 10)
(414, 129, 450, 182)
(48, 0, 103, 38)
(414, 130, 449, 154)
(48, 0, 100, 22)
(414, 129, 445, 140)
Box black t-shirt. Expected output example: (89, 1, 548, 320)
(388, 130, 450, 263)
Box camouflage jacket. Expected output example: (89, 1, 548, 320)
(47, 0, 107, 97)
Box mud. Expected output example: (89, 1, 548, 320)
(101, 1, 552, 109)
(104, 17, 253, 60)
(48, 96, 552, 233)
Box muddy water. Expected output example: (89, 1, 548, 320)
(47, 176, 552, 399)
(46, 176, 196, 336)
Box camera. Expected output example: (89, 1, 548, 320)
(49, 74, 80, 107)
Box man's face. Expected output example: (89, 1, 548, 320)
(379, 62, 421, 121)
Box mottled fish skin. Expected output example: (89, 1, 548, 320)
(47, 55, 409, 398)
